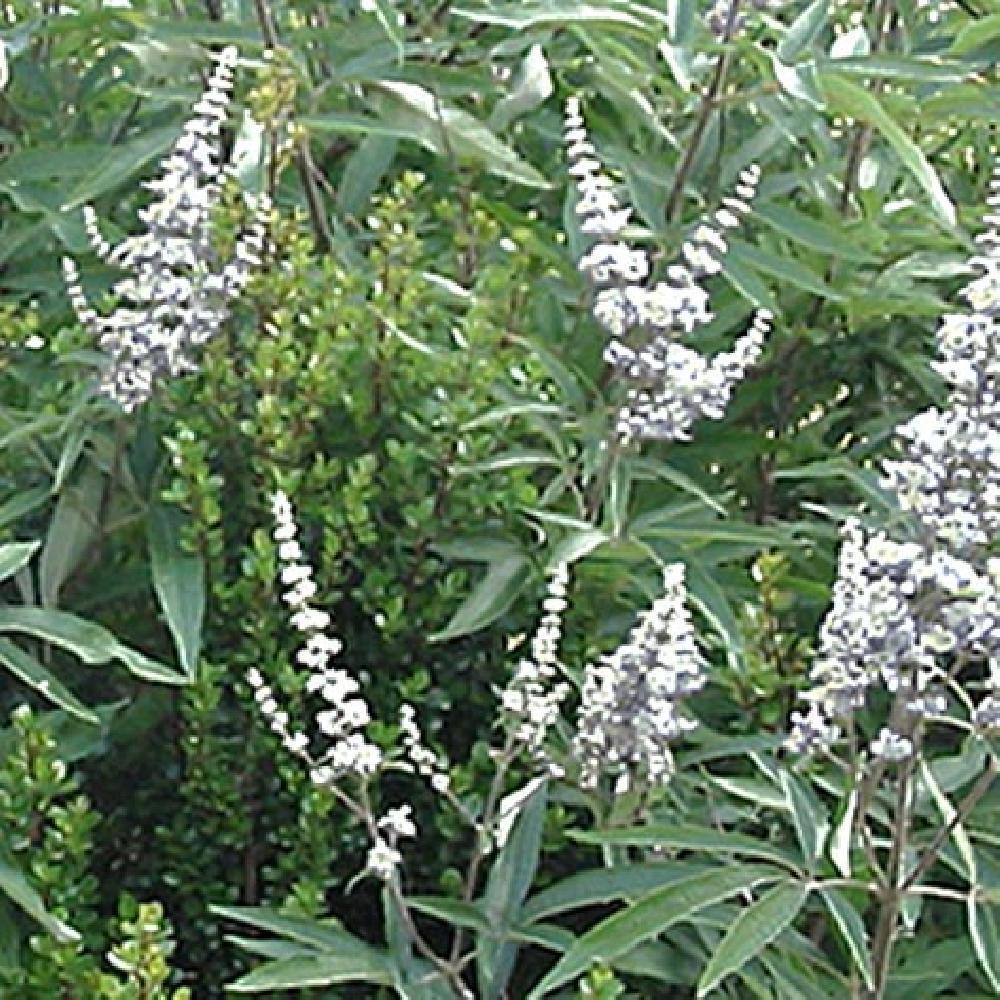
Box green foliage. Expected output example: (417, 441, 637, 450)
(0, 0, 997, 996)
(0, 707, 185, 996)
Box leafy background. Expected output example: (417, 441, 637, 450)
(0, 0, 998, 996)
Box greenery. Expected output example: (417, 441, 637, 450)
(0, 0, 998, 997)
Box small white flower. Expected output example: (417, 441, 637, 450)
(366, 838, 402, 880)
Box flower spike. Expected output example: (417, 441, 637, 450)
(789, 157, 1000, 757)
(62, 46, 269, 412)
(564, 97, 769, 443)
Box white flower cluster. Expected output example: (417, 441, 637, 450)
(499, 564, 571, 764)
(573, 563, 706, 788)
(63, 46, 269, 411)
(366, 804, 418, 881)
(248, 491, 382, 785)
(789, 163, 1000, 758)
(399, 703, 452, 795)
(565, 97, 772, 443)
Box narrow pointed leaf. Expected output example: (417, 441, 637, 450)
(819, 74, 956, 227)
(0, 636, 99, 723)
(696, 881, 810, 996)
(0, 856, 80, 944)
(148, 501, 205, 679)
(570, 825, 803, 874)
(0, 606, 117, 663)
(226, 953, 395, 991)
(0, 541, 39, 584)
(530, 865, 782, 996)
(821, 889, 873, 990)
(778, 0, 830, 63)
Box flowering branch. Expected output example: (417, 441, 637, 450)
(63, 47, 269, 412)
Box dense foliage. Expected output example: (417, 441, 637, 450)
(0, 0, 998, 997)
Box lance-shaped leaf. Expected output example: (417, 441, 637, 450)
(530, 865, 783, 996)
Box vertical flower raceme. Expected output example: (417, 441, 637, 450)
(499, 564, 571, 767)
(249, 490, 382, 786)
(63, 46, 270, 411)
(788, 161, 1000, 758)
(564, 97, 772, 443)
(573, 563, 706, 788)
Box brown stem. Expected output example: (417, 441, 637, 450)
(838, 0, 896, 217)
(448, 732, 519, 968)
(900, 754, 997, 892)
(663, 0, 743, 224)
(250, 0, 332, 252)
(864, 747, 916, 1000)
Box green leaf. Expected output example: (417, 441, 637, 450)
(696, 881, 810, 996)
(819, 73, 956, 228)
(363, 0, 404, 64)
(529, 865, 782, 997)
(110, 643, 188, 686)
(950, 14, 1000, 55)
(0, 636, 98, 723)
(778, 0, 830, 63)
(721, 244, 781, 313)
(39, 465, 104, 607)
(0, 487, 51, 531)
(0, 540, 39, 583)
(0, 606, 117, 663)
(369, 81, 551, 188)
(490, 44, 553, 131)
(969, 898, 1000, 994)
(522, 862, 712, 923)
(148, 501, 205, 680)
(407, 897, 489, 931)
(429, 554, 531, 642)
(728, 237, 844, 300)
(774, 458, 896, 511)
(818, 55, 973, 82)
(452, 3, 650, 30)
(337, 134, 398, 216)
(820, 888, 873, 990)
(753, 202, 878, 261)
(569, 825, 803, 874)
(479, 779, 548, 999)
(225, 954, 395, 991)
(212, 906, 381, 953)
(780, 770, 829, 868)
(0, 855, 80, 944)
(59, 126, 179, 210)
(829, 789, 856, 879)
(667, 0, 697, 43)
(919, 759, 975, 882)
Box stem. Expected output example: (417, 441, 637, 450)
(250, 0, 332, 252)
(663, 0, 743, 224)
(864, 749, 915, 1000)
(448, 732, 519, 967)
(900, 754, 997, 892)
(838, 0, 896, 216)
